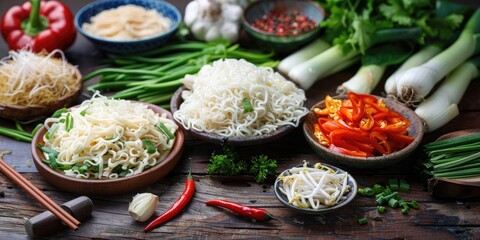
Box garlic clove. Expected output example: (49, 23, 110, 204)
(128, 193, 159, 222)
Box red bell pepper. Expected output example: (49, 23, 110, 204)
(1, 0, 76, 53)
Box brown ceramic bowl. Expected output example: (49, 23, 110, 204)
(303, 95, 425, 169)
(0, 69, 83, 121)
(31, 102, 185, 196)
(170, 86, 302, 146)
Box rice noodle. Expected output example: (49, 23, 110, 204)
(0, 49, 79, 106)
(42, 92, 178, 179)
(173, 59, 308, 137)
(82, 4, 172, 40)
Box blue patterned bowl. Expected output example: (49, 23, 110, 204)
(75, 0, 181, 54)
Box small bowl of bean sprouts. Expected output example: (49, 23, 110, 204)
(274, 161, 357, 214)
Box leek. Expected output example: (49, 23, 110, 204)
(384, 44, 443, 96)
(415, 55, 480, 132)
(396, 9, 480, 104)
(277, 39, 331, 76)
(338, 64, 386, 94)
(337, 42, 414, 94)
(287, 28, 422, 90)
(288, 45, 359, 90)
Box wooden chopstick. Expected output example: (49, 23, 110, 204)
(0, 159, 79, 230)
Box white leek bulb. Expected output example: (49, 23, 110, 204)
(414, 61, 478, 132)
(128, 193, 159, 222)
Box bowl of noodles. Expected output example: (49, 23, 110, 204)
(31, 93, 185, 196)
(170, 58, 309, 146)
(75, 0, 181, 54)
(0, 50, 82, 121)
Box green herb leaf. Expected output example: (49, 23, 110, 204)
(362, 43, 413, 65)
(207, 146, 247, 175)
(250, 155, 277, 184)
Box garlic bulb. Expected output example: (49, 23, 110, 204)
(184, 0, 247, 43)
(128, 193, 159, 222)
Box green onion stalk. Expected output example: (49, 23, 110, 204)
(424, 133, 480, 179)
(83, 41, 278, 107)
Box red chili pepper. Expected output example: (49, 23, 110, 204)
(144, 169, 195, 232)
(1, 0, 76, 53)
(348, 92, 365, 124)
(329, 144, 369, 157)
(370, 131, 392, 155)
(205, 199, 273, 222)
(312, 93, 413, 157)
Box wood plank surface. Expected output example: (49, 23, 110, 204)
(1, 0, 480, 239)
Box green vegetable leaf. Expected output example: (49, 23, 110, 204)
(362, 43, 413, 65)
(250, 155, 277, 184)
(207, 146, 247, 176)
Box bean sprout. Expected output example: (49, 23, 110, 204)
(278, 161, 351, 209)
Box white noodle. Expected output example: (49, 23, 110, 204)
(42, 92, 178, 179)
(82, 4, 172, 40)
(174, 59, 308, 137)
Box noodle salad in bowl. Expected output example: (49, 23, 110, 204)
(38, 93, 178, 180)
(172, 58, 308, 143)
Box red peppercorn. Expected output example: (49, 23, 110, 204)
(252, 10, 316, 36)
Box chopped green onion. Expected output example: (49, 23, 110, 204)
(401, 207, 410, 215)
(51, 108, 67, 118)
(376, 192, 398, 205)
(119, 170, 130, 177)
(388, 178, 399, 191)
(364, 187, 374, 196)
(388, 198, 399, 208)
(357, 188, 365, 195)
(156, 122, 174, 140)
(65, 113, 74, 131)
(142, 139, 156, 154)
(399, 180, 410, 192)
(242, 98, 254, 113)
(358, 217, 368, 225)
(373, 184, 384, 194)
(41, 147, 59, 170)
(45, 123, 59, 140)
(377, 206, 386, 214)
(409, 200, 419, 209)
(80, 107, 89, 116)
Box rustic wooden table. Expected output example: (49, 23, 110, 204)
(1, 1, 480, 239)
